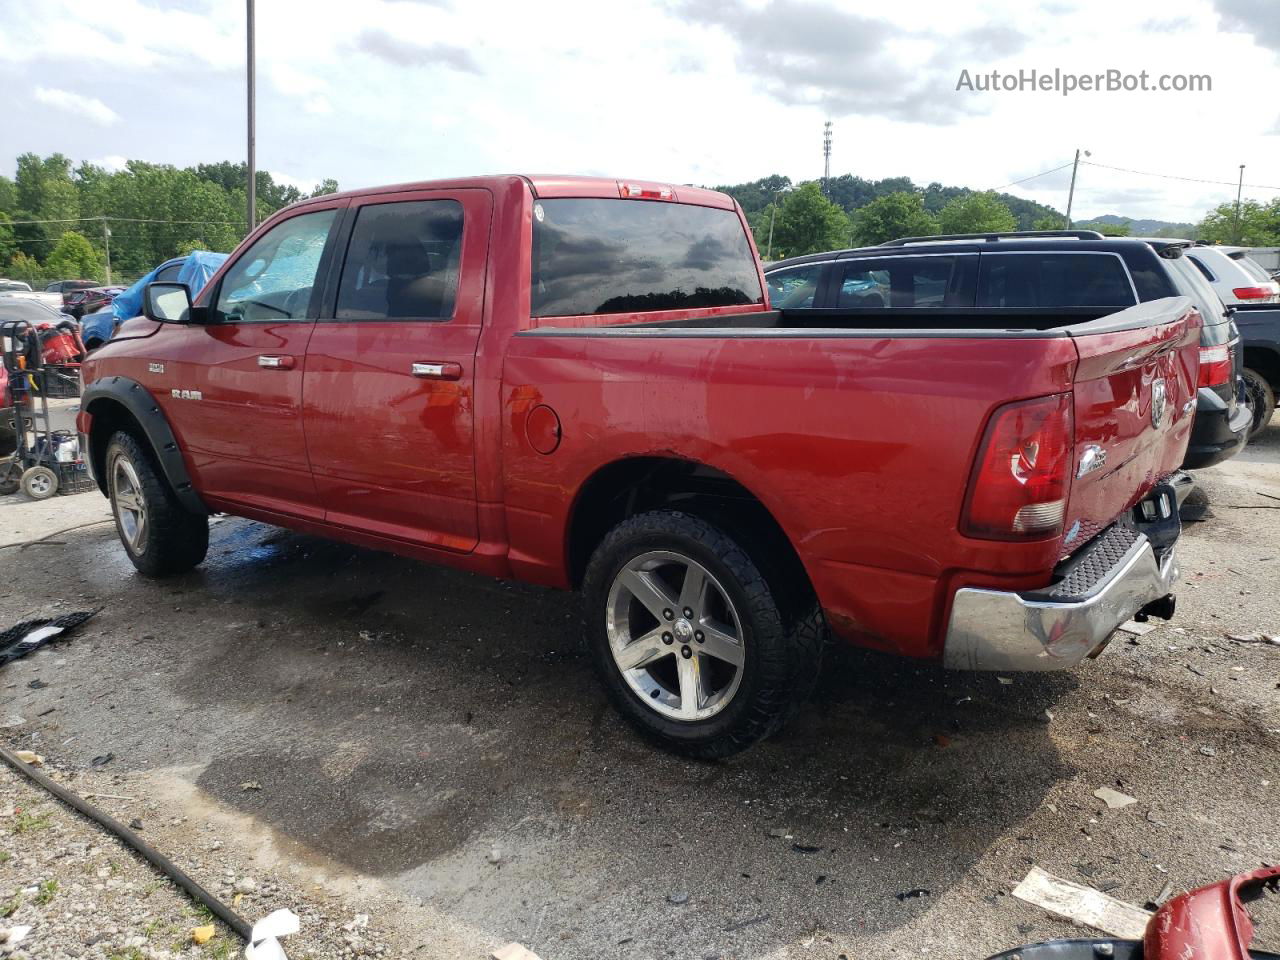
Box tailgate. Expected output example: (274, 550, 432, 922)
(1064, 297, 1201, 553)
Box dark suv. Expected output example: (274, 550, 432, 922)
(766, 230, 1250, 470)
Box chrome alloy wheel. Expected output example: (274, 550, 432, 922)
(605, 550, 746, 722)
(111, 455, 148, 553)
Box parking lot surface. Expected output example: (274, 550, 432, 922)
(2, 425, 1278, 959)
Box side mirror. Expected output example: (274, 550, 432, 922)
(143, 282, 208, 324)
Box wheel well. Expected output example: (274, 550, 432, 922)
(566, 457, 814, 610)
(1243, 346, 1280, 390)
(85, 398, 145, 495)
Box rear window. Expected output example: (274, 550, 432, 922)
(1232, 254, 1273, 283)
(834, 256, 969, 308)
(531, 198, 762, 318)
(1187, 255, 1217, 282)
(977, 253, 1136, 308)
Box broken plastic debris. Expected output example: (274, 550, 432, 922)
(191, 924, 216, 945)
(1012, 866, 1151, 939)
(1, 925, 31, 948)
(997, 676, 1014, 685)
(0, 610, 98, 666)
(13, 750, 43, 766)
(240, 781, 263, 791)
(244, 908, 299, 960)
(1093, 787, 1137, 810)
(492, 944, 543, 960)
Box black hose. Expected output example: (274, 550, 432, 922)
(0, 743, 252, 941)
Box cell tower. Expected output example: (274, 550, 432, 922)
(822, 121, 832, 194)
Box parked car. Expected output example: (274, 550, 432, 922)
(81, 253, 226, 349)
(1183, 244, 1280, 305)
(80, 176, 1196, 757)
(63, 285, 124, 320)
(0, 279, 32, 292)
(766, 230, 1250, 471)
(46, 279, 98, 296)
(1232, 302, 1280, 434)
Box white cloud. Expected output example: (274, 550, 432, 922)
(95, 155, 130, 172)
(33, 87, 120, 126)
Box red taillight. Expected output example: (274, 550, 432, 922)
(1232, 285, 1274, 300)
(618, 182, 674, 200)
(962, 393, 1074, 541)
(1197, 343, 1233, 388)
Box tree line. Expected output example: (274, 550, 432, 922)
(714, 173, 1234, 260)
(0, 153, 338, 288)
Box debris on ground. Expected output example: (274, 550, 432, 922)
(667, 891, 690, 905)
(1118, 620, 1159, 636)
(895, 888, 931, 901)
(1093, 786, 1138, 810)
(12, 750, 42, 766)
(1012, 866, 1152, 939)
(190, 923, 216, 944)
(1225, 632, 1280, 646)
(0, 610, 97, 666)
(493, 944, 543, 960)
(245, 908, 300, 960)
(1144, 880, 1175, 911)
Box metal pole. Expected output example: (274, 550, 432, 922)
(1234, 164, 1245, 244)
(1064, 149, 1080, 229)
(766, 205, 777, 260)
(101, 218, 111, 285)
(246, 0, 256, 233)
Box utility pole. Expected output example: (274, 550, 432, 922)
(822, 121, 832, 195)
(246, 0, 257, 233)
(1234, 164, 1246, 244)
(101, 218, 112, 285)
(1064, 148, 1091, 229)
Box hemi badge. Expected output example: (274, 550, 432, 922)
(1077, 444, 1107, 478)
(149, 362, 165, 374)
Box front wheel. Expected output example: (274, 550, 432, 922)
(106, 431, 209, 577)
(583, 509, 823, 759)
(1243, 367, 1276, 438)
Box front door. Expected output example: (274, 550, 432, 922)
(302, 189, 490, 552)
(163, 203, 344, 519)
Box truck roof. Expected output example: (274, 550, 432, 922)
(285, 174, 737, 211)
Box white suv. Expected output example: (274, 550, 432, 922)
(1184, 246, 1280, 305)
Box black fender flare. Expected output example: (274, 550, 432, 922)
(81, 376, 209, 515)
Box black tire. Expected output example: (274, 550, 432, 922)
(20, 465, 58, 500)
(1243, 367, 1276, 438)
(0, 459, 20, 496)
(582, 509, 825, 759)
(105, 430, 209, 577)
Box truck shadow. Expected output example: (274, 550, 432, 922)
(120, 517, 1077, 957)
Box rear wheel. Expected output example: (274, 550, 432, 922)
(0, 459, 21, 496)
(106, 431, 208, 577)
(1243, 368, 1276, 438)
(20, 465, 58, 500)
(583, 509, 824, 759)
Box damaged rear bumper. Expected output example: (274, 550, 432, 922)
(943, 516, 1179, 672)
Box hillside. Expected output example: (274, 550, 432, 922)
(1084, 214, 1197, 238)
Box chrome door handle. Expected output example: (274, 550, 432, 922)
(257, 355, 295, 369)
(411, 362, 462, 380)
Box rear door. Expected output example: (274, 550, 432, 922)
(1064, 298, 1201, 546)
(302, 189, 491, 552)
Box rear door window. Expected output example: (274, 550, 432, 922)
(531, 198, 762, 318)
(336, 200, 464, 320)
(834, 256, 971, 308)
(977, 253, 1136, 308)
(766, 264, 824, 308)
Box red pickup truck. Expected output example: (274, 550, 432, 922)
(79, 175, 1199, 757)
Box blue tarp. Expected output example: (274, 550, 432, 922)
(82, 250, 228, 345)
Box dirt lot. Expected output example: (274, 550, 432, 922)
(1, 422, 1278, 960)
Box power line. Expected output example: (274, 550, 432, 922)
(992, 161, 1075, 191)
(1081, 159, 1280, 192)
(3, 215, 247, 226)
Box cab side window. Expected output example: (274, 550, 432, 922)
(766, 264, 823, 308)
(336, 200, 464, 321)
(214, 209, 337, 322)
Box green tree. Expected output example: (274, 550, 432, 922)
(44, 231, 102, 280)
(311, 178, 340, 197)
(1033, 214, 1065, 230)
(937, 191, 1017, 234)
(1076, 219, 1131, 237)
(850, 191, 938, 246)
(1196, 199, 1280, 246)
(764, 182, 851, 258)
(0, 211, 16, 263)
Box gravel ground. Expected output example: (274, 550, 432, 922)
(0, 417, 1277, 960)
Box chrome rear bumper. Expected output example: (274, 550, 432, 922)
(943, 533, 1178, 672)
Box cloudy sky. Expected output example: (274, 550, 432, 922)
(2, 0, 1279, 224)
